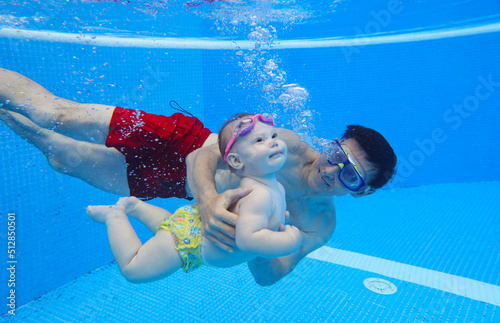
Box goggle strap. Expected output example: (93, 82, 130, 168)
(223, 135, 238, 162)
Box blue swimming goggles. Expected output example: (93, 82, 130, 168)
(323, 139, 367, 192)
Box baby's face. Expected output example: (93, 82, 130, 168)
(232, 121, 287, 176)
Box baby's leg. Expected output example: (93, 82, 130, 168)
(87, 204, 182, 283)
(0, 109, 129, 195)
(118, 197, 172, 233)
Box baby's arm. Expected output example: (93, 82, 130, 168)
(87, 204, 182, 283)
(235, 191, 302, 258)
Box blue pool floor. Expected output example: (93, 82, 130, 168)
(1, 182, 499, 322)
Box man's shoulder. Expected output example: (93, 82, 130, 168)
(201, 133, 219, 148)
(276, 128, 318, 159)
(276, 127, 297, 137)
(276, 128, 305, 149)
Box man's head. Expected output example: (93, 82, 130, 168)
(218, 113, 288, 177)
(308, 125, 397, 197)
(341, 125, 397, 190)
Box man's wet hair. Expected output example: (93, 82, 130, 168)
(342, 125, 397, 189)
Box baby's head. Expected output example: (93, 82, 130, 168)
(218, 113, 287, 177)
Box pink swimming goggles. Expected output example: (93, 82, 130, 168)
(223, 113, 274, 162)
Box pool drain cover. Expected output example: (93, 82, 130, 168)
(363, 278, 397, 295)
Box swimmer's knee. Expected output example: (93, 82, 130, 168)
(50, 104, 76, 128)
(37, 96, 87, 127)
(46, 155, 68, 174)
(29, 101, 71, 130)
(46, 153, 80, 175)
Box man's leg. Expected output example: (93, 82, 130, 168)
(0, 68, 114, 144)
(1, 108, 130, 195)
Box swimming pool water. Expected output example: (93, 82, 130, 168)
(2, 183, 499, 322)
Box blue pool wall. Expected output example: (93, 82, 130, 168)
(0, 30, 499, 313)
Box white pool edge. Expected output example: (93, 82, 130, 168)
(1, 20, 500, 49)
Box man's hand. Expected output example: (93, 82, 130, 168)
(198, 187, 251, 252)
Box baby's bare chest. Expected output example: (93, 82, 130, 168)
(267, 189, 287, 230)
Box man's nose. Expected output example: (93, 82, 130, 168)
(324, 163, 341, 176)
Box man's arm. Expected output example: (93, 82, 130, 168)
(186, 144, 251, 251)
(247, 230, 322, 286)
(186, 143, 223, 206)
(248, 203, 336, 286)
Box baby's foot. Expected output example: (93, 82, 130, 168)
(117, 196, 142, 219)
(87, 204, 126, 224)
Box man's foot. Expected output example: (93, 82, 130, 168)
(0, 108, 52, 152)
(86, 204, 126, 224)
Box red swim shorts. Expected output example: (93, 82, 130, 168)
(105, 107, 212, 199)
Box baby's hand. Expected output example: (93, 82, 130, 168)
(278, 211, 291, 231)
(284, 224, 302, 248)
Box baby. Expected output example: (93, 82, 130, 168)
(87, 113, 302, 283)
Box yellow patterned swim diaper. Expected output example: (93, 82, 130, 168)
(158, 204, 203, 273)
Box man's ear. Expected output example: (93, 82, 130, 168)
(351, 187, 376, 198)
(227, 153, 244, 170)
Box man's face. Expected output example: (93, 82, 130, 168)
(307, 138, 377, 197)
